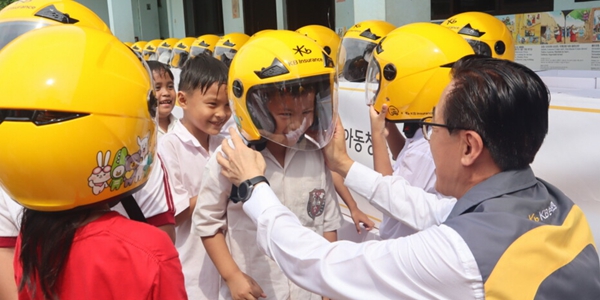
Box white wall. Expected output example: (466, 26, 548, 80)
(335, 0, 355, 33)
(168, 0, 186, 38)
(276, 0, 286, 29)
(354, 0, 386, 23)
(133, 0, 161, 40)
(222, 0, 245, 34)
(386, 0, 430, 26)
(107, 0, 135, 42)
(76, 0, 110, 28)
(554, 0, 600, 10)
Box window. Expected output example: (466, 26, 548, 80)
(432, 0, 553, 20)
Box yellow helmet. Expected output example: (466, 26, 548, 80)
(169, 37, 196, 68)
(441, 11, 515, 61)
(142, 39, 163, 61)
(338, 20, 395, 82)
(131, 40, 147, 56)
(190, 34, 220, 57)
(228, 30, 337, 151)
(213, 32, 249, 67)
(156, 37, 179, 64)
(296, 25, 340, 65)
(248, 29, 275, 42)
(0, 0, 111, 50)
(0, 25, 157, 211)
(124, 41, 134, 47)
(365, 23, 474, 122)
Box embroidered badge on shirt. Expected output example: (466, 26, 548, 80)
(307, 188, 326, 219)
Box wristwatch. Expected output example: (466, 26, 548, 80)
(237, 176, 269, 203)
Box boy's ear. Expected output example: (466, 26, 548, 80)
(177, 91, 187, 108)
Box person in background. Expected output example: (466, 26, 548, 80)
(147, 61, 178, 140)
(158, 54, 230, 299)
(0, 24, 186, 300)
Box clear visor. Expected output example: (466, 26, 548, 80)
(190, 46, 212, 57)
(337, 38, 377, 82)
(214, 47, 237, 67)
(365, 57, 381, 106)
(466, 39, 492, 57)
(143, 50, 158, 61)
(157, 48, 172, 64)
(246, 74, 336, 151)
(170, 49, 189, 68)
(0, 20, 51, 50)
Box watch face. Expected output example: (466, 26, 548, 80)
(237, 181, 250, 201)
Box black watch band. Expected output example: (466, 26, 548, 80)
(232, 176, 269, 203)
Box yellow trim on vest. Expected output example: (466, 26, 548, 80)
(485, 205, 596, 299)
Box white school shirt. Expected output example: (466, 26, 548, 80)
(158, 119, 223, 300)
(242, 162, 484, 299)
(157, 113, 179, 140)
(194, 144, 344, 300)
(1, 157, 175, 247)
(379, 130, 447, 239)
(0, 188, 21, 247)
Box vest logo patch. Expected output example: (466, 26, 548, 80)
(307, 188, 326, 219)
(529, 201, 558, 222)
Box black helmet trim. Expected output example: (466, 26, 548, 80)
(359, 28, 381, 41)
(458, 24, 485, 38)
(199, 41, 210, 47)
(254, 58, 290, 79)
(34, 5, 79, 24)
(223, 39, 236, 47)
(0, 109, 88, 126)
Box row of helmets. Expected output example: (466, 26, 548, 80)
(0, 0, 158, 211)
(206, 13, 515, 149)
(127, 32, 250, 69)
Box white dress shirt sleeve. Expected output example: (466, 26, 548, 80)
(346, 162, 456, 230)
(243, 183, 483, 299)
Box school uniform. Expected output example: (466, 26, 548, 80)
(157, 113, 179, 140)
(194, 144, 344, 300)
(14, 212, 187, 300)
(159, 120, 224, 300)
(0, 188, 21, 248)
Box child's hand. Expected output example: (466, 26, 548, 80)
(350, 208, 375, 234)
(369, 104, 389, 138)
(225, 271, 266, 300)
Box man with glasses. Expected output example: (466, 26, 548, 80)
(215, 54, 600, 299)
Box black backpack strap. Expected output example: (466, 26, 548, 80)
(121, 195, 147, 222)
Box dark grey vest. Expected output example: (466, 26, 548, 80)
(445, 167, 600, 299)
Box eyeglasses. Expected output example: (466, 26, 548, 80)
(420, 116, 470, 141)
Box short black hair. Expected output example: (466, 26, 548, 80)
(445, 55, 549, 171)
(178, 54, 228, 94)
(146, 61, 174, 81)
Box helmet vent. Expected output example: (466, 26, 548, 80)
(34, 5, 79, 24)
(223, 40, 236, 47)
(200, 41, 210, 47)
(458, 24, 486, 38)
(0, 110, 88, 126)
(254, 58, 289, 79)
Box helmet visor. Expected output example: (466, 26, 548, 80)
(0, 20, 52, 50)
(337, 38, 377, 82)
(365, 57, 381, 106)
(170, 48, 189, 68)
(465, 39, 492, 57)
(214, 47, 237, 67)
(190, 46, 212, 57)
(157, 48, 172, 64)
(246, 74, 336, 151)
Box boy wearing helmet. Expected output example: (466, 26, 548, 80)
(194, 30, 344, 300)
(158, 54, 231, 299)
(213, 32, 249, 68)
(0, 24, 186, 299)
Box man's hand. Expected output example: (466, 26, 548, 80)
(225, 271, 267, 300)
(321, 118, 354, 177)
(369, 104, 389, 139)
(217, 127, 267, 186)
